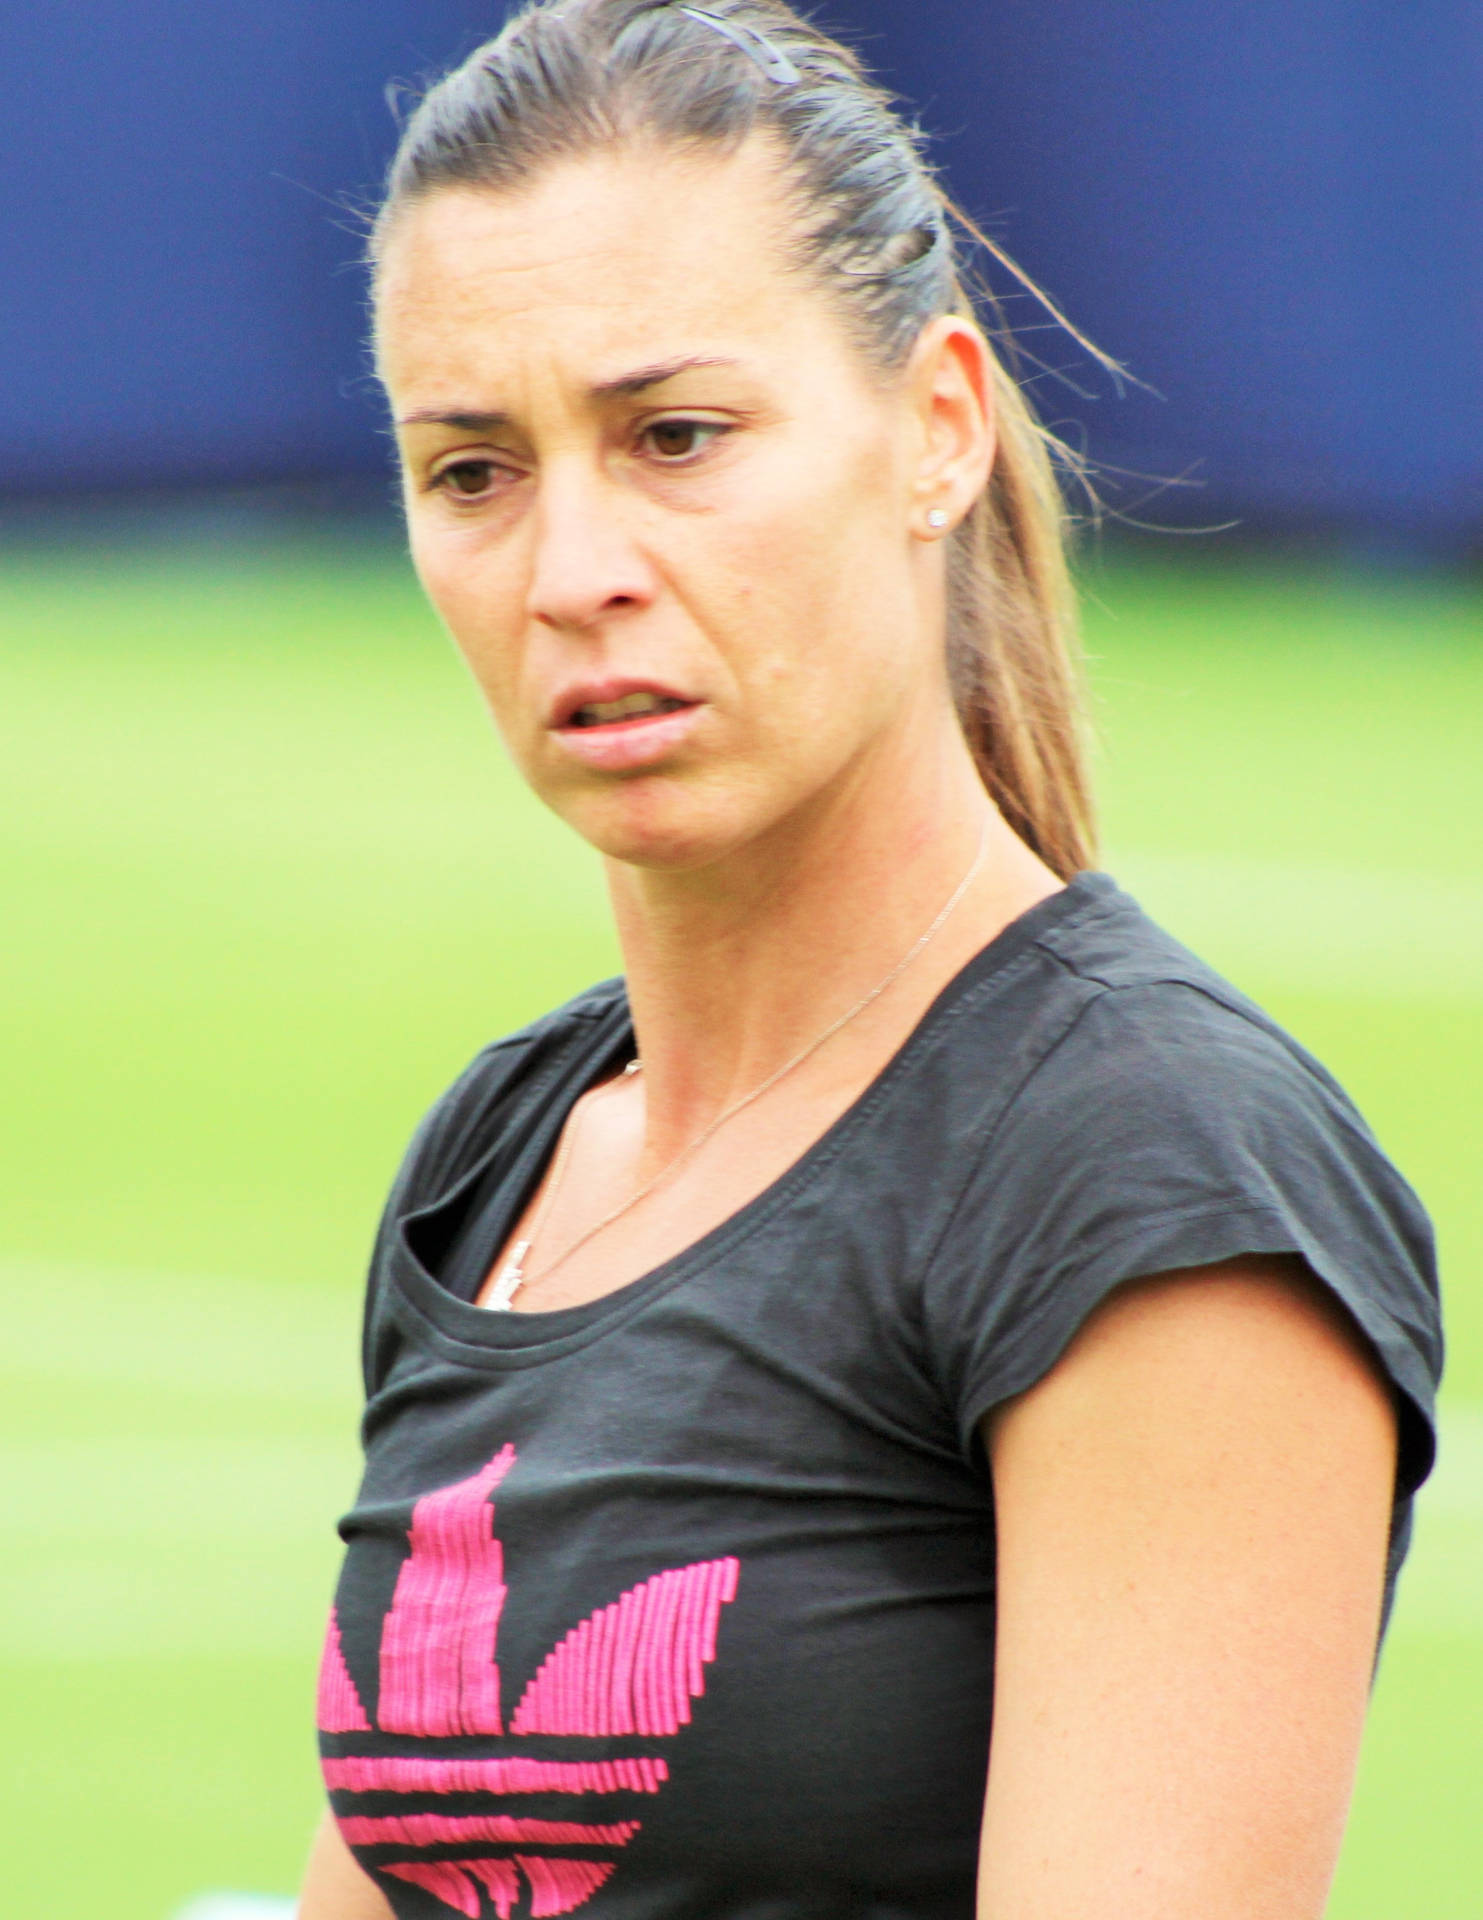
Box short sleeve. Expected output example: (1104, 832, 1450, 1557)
(920, 980, 1442, 1497)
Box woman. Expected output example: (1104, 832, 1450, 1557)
(301, 4, 1441, 1916)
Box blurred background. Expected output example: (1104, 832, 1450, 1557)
(2, 3, 1478, 1916)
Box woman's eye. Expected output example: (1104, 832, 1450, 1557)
(434, 459, 500, 498)
(642, 420, 728, 463)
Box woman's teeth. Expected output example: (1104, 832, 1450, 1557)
(571, 693, 689, 728)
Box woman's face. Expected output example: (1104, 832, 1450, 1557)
(376, 138, 966, 871)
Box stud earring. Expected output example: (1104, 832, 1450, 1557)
(926, 509, 950, 531)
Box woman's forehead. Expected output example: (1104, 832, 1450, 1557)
(374, 141, 817, 388)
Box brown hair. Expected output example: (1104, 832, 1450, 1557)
(373, 0, 1102, 877)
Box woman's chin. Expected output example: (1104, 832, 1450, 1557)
(587, 821, 747, 876)
(558, 785, 769, 877)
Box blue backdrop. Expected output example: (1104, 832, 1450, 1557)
(3, 2, 1479, 545)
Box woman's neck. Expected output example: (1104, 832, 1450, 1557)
(603, 736, 1062, 1163)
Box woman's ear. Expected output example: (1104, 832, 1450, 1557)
(905, 315, 997, 541)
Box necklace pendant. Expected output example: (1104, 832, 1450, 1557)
(487, 1241, 530, 1313)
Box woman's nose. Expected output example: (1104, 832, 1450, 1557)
(525, 465, 657, 633)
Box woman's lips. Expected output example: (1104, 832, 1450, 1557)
(565, 691, 691, 728)
(551, 698, 704, 772)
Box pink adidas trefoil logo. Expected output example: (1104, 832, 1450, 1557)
(318, 1445, 740, 1918)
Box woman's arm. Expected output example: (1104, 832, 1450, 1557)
(978, 1254, 1397, 1920)
(299, 1809, 397, 1920)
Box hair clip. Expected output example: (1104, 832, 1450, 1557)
(673, 6, 803, 86)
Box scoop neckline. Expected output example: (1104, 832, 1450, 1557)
(385, 870, 1122, 1368)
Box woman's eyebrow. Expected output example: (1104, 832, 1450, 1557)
(590, 355, 740, 400)
(398, 357, 742, 430)
(398, 407, 510, 431)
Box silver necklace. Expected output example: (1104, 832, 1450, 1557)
(486, 816, 992, 1311)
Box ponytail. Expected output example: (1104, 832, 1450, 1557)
(947, 349, 1096, 878)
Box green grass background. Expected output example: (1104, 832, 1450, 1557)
(1, 536, 1477, 1917)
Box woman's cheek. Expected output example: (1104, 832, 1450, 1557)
(417, 547, 518, 694)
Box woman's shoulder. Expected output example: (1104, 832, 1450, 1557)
(1003, 870, 1360, 1116)
(965, 873, 1437, 1317)
(922, 873, 1442, 1490)
(387, 976, 631, 1212)
(927, 872, 1379, 1195)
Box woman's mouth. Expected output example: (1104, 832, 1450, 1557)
(552, 685, 704, 771)
(566, 691, 694, 729)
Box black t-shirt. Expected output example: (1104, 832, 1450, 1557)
(319, 873, 1441, 1920)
